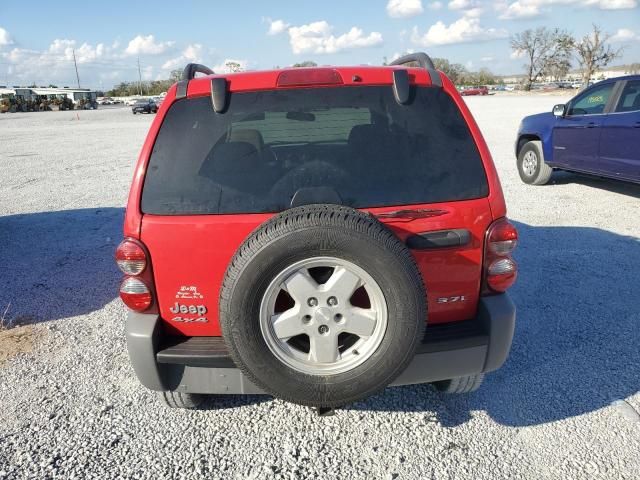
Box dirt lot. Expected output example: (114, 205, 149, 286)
(1, 98, 639, 479)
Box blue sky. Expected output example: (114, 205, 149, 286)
(0, 0, 638, 89)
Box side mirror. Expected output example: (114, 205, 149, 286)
(553, 104, 566, 117)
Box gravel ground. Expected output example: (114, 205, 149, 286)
(1, 98, 639, 480)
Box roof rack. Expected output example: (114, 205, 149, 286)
(389, 52, 442, 88)
(182, 63, 215, 81)
(176, 63, 215, 99)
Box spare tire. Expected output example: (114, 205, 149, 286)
(220, 204, 427, 407)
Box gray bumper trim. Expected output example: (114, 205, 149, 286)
(125, 311, 167, 391)
(125, 294, 515, 394)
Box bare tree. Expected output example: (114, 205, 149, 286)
(510, 27, 574, 91)
(225, 61, 244, 73)
(574, 25, 622, 87)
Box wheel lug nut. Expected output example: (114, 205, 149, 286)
(302, 315, 312, 324)
(318, 325, 329, 335)
(334, 314, 343, 323)
(307, 297, 318, 307)
(327, 296, 338, 306)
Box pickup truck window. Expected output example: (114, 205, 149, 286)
(615, 80, 640, 113)
(567, 83, 614, 116)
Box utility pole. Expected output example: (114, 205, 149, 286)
(72, 48, 81, 89)
(137, 57, 143, 95)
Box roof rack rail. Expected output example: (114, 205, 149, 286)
(182, 63, 215, 81)
(389, 52, 442, 88)
(176, 63, 215, 99)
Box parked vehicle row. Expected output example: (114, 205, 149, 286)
(516, 75, 640, 185)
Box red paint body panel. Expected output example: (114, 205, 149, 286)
(124, 66, 508, 336)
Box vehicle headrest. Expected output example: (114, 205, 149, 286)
(633, 93, 640, 108)
(228, 129, 265, 152)
(199, 141, 260, 182)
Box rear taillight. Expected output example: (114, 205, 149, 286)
(119, 277, 152, 311)
(115, 239, 147, 275)
(116, 238, 154, 312)
(483, 218, 518, 295)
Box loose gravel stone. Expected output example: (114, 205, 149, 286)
(0, 99, 639, 479)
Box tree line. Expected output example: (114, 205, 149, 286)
(511, 24, 622, 90)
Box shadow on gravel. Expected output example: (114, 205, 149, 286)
(351, 222, 640, 427)
(0, 207, 123, 325)
(549, 171, 640, 199)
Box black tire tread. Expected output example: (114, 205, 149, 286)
(159, 391, 205, 409)
(518, 140, 552, 185)
(434, 373, 485, 394)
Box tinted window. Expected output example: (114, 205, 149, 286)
(141, 86, 488, 215)
(615, 80, 640, 113)
(568, 83, 614, 116)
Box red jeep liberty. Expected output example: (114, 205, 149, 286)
(116, 53, 517, 410)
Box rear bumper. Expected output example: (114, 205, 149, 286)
(125, 294, 515, 394)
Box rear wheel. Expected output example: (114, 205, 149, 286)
(517, 140, 552, 185)
(433, 374, 485, 394)
(158, 391, 205, 409)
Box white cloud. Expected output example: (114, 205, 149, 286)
(288, 21, 383, 54)
(499, 1, 541, 18)
(162, 43, 204, 70)
(448, 0, 474, 9)
(411, 17, 507, 47)
(387, 0, 424, 18)
(124, 35, 174, 56)
(510, 49, 526, 59)
(499, 0, 637, 19)
(481, 56, 494, 62)
(464, 6, 485, 16)
(427, 1, 443, 9)
(590, 0, 637, 8)
(266, 18, 290, 35)
(0, 27, 12, 47)
(611, 28, 640, 42)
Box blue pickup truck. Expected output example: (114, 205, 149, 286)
(516, 76, 640, 185)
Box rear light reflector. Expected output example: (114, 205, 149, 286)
(277, 68, 344, 87)
(489, 239, 517, 255)
(483, 218, 518, 294)
(116, 239, 147, 275)
(119, 277, 152, 312)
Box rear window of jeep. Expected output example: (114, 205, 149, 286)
(141, 86, 488, 214)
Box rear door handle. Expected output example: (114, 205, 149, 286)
(587, 122, 597, 128)
(406, 229, 471, 250)
(634, 122, 640, 128)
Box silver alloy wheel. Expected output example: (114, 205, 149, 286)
(259, 256, 388, 375)
(522, 150, 538, 177)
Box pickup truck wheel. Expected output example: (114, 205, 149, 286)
(433, 374, 485, 394)
(220, 204, 427, 407)
(159, 391, 205, 409)
(517, 140, 552, 185)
